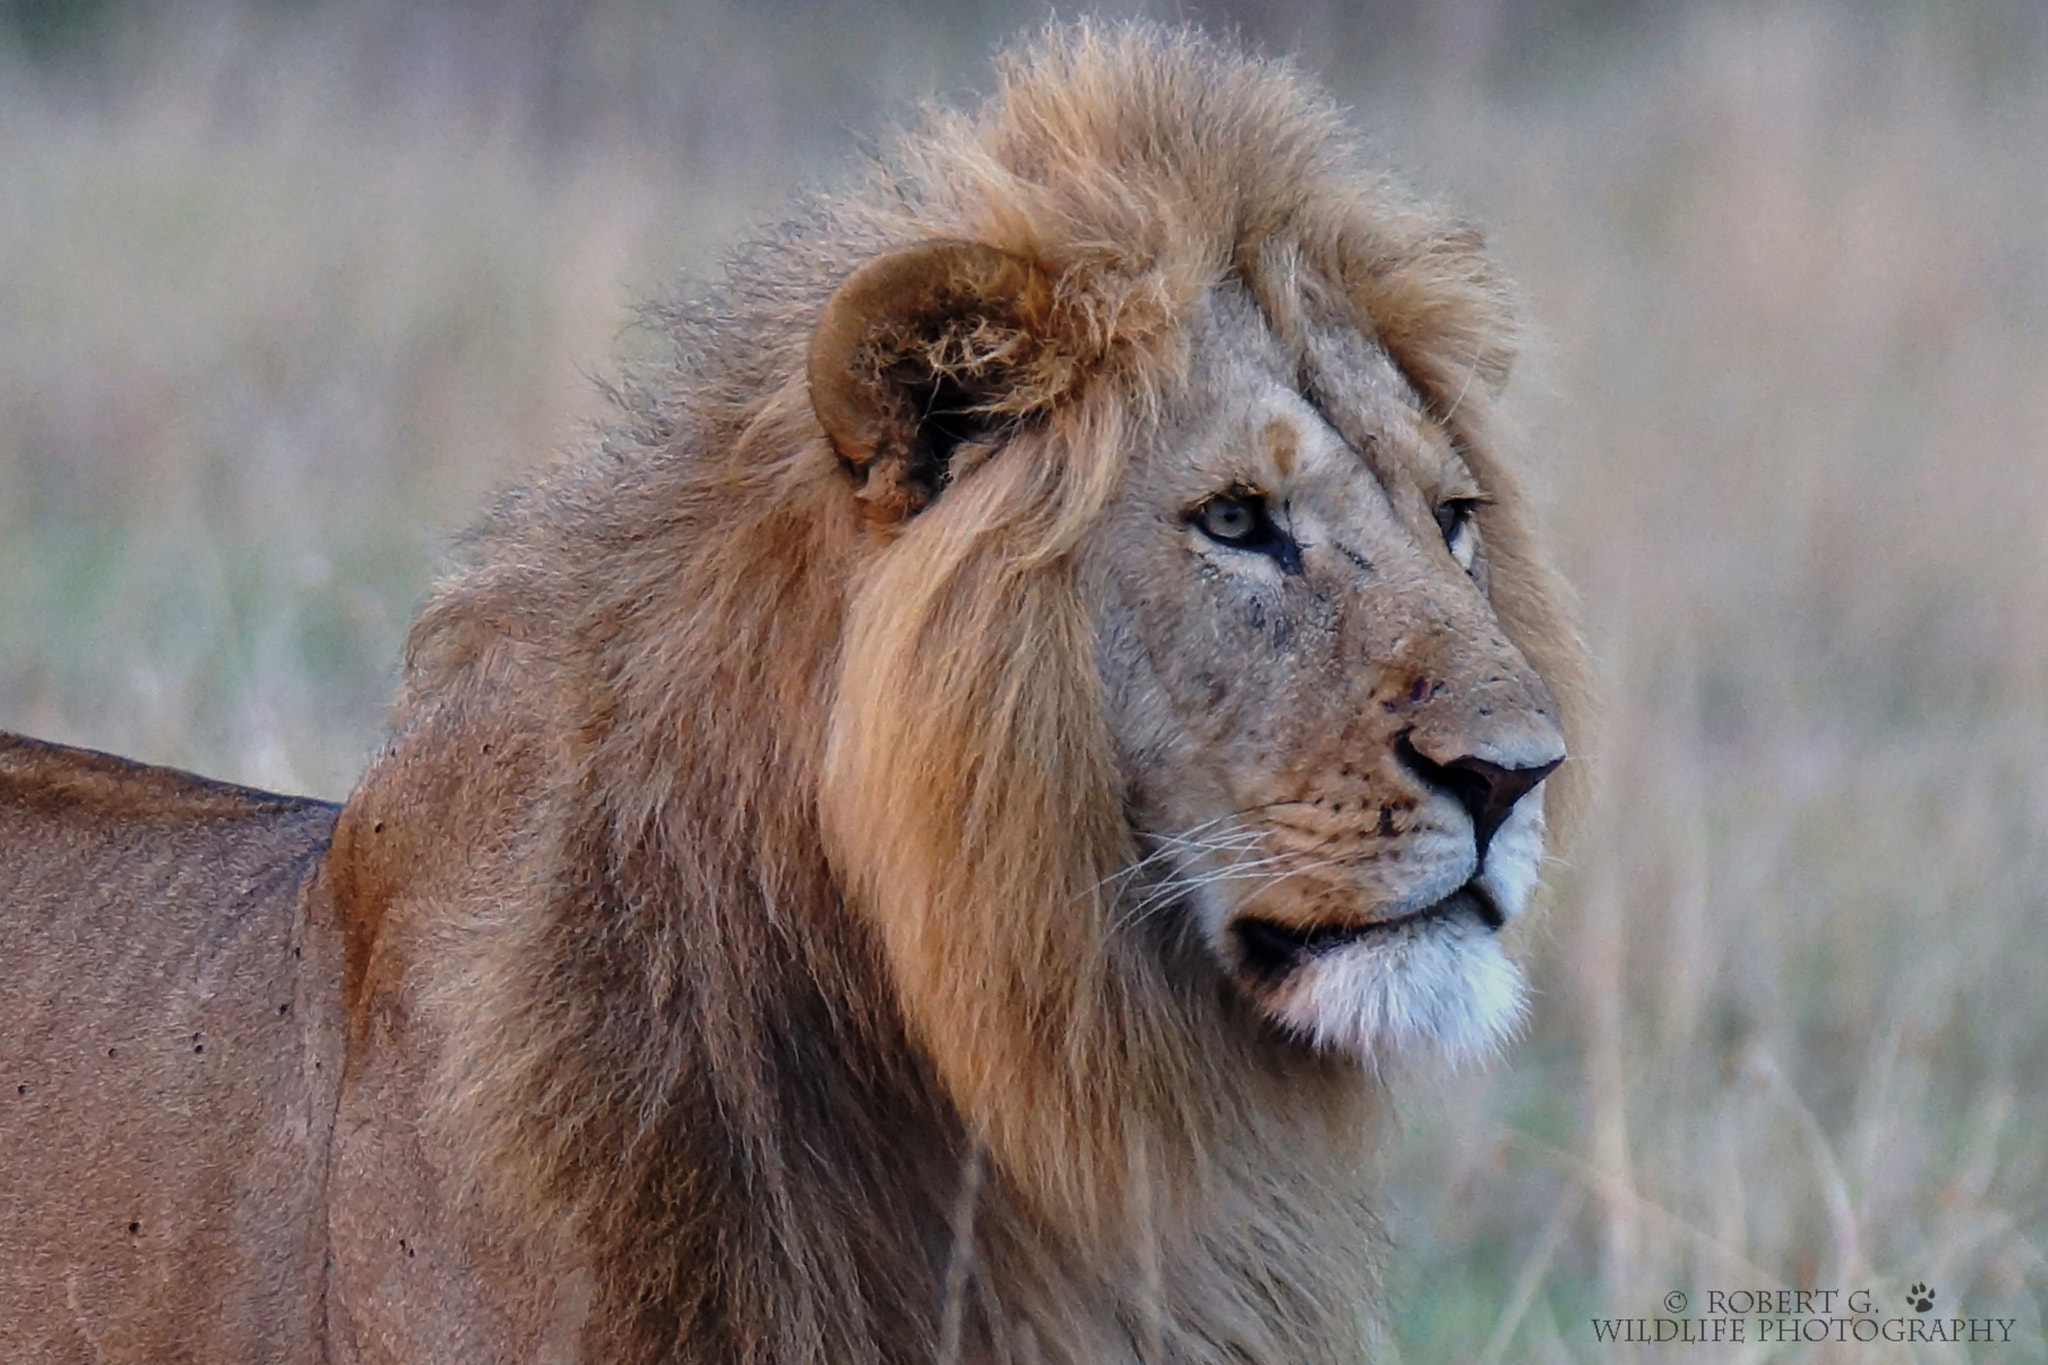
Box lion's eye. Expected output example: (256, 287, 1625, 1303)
(1199, 496, 1261, 543)
(1434, 498, 1482, 571)
(1191, 491, 1302, 574)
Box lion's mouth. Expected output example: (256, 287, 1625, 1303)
(1232, 883, 1503, 985)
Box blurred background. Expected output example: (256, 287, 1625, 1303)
(3, 0, 2044, 1358)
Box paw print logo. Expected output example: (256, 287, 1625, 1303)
(1906, 1283, 1936, 1314)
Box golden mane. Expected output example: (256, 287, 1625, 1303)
(349, 21, 1584, 1361)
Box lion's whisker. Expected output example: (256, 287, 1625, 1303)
(1109, 851, 1353, 936)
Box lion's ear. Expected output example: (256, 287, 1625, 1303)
(808, 240, 1056, 525)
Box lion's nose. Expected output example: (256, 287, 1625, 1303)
(1396, 736, 1562, 859)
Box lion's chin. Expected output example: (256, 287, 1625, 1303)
(1232, 893, 1527, 1070)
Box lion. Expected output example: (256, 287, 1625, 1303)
(0, 23, 1583, 1364)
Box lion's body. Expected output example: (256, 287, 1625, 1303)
(0, 24, 1584, 1364)
(0, 734, 344, 1361)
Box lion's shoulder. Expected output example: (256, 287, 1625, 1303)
(0, 731, 336, 827)
(0, 728, 339, 946)
(0, 729, 340, 962)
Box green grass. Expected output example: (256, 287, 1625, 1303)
(4, 4, 2046, 1359)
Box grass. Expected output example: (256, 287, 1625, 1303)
(3, 3, 2045, 1359)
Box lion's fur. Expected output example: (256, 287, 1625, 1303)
(0, 734, 346, 1361)
(0, 22, 1585, 1364)
(336, 23, 1583, 1362)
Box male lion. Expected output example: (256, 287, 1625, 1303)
(0, 23, 1582, 1364)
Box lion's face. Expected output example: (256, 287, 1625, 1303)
(1086, 284, 1565, 1067)
(812, 233, 1569, 1123)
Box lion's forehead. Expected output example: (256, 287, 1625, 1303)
(1155, 284, 1467, 512)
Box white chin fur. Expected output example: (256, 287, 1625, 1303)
(1262, 912, 1527, 1070)
(1185, 781, 1551, 1069)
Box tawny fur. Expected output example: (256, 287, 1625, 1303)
(0, 22, 1587, 1364)
(374, 23, 1585, 1362)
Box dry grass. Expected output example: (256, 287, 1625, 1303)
(3, 3, 2044, 1359)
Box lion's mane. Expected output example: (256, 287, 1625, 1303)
(349, 22, 1582, 1363)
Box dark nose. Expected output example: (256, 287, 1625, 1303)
(1396, 735, 1562, 859)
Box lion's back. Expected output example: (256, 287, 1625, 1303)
(0, 733, 347, 1363)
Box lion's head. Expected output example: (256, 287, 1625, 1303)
(800, 25, 1583, 1228)
(819, 242, 1567, 1055)
(398, 22, 1585, 1357)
